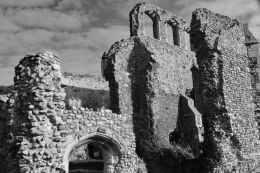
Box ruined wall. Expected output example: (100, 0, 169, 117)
(6, 51, 146, 173)
(190, 8, 260, 172)
(61, 72, 109, 110)
(102, 3, 204, 170)
(2, 2, 260, 173)
(127, 37, 197, 149)
(103, 36, 201, 173)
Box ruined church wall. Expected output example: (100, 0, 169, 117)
(2, 3, 260, 173)
(190, 8, 260, 172)
(131, 37, 196, 144)
(102, 35, 199, 172)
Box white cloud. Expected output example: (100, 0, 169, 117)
(13, 8, 89, 31)
(15, 29, 55, 45)
(58, 25, 129, 74)
(0, 29, 56, 56)
(177, 0, 258, 20)
(0, 0, 56, 8)
(0, 13, 20, 32)
(249, 12, 260, 40)
(86, 25, 129, 49)
(249, 13, 260, 26)
(55, 0, 91, 10)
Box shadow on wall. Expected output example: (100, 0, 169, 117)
(126, 38, 195, 173)
(64, 86, 109, 110)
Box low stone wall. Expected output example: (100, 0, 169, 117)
(61, 72, 109, 110)
(62, 72, 108, 90)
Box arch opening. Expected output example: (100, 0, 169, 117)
(166, 22, 180, 46)
(166, 23, 174, 45)
(68, 135, 121, 173)
(143, 12, 160, 39)
(144, 14, 154, 38)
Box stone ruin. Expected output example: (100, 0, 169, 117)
(0, 2, 260, 173)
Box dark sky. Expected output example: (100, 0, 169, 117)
(0, 0, 259, 85)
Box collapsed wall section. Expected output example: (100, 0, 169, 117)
(190, 8, 260, 172)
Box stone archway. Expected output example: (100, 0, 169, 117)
(68, 136, 120, 173)
(63, 127, 127, 173)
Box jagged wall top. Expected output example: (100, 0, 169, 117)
(191, 8, 245, 53)
(192, 8, 240, 31)
(17, 51, 60, 66)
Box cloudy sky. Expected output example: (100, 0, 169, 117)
(0, 0, 259, 85)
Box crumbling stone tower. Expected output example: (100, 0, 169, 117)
(14, 52, 67, 173)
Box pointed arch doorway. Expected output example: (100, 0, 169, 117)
(65, 131, 125, 173)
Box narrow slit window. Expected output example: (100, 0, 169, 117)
(173, 26, 180, 46)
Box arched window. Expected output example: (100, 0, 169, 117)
(143, 12, 160, 39)
(166, 23, 174, 45)
(166, 22, 180, 46)
(144, 14, 154, 38)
